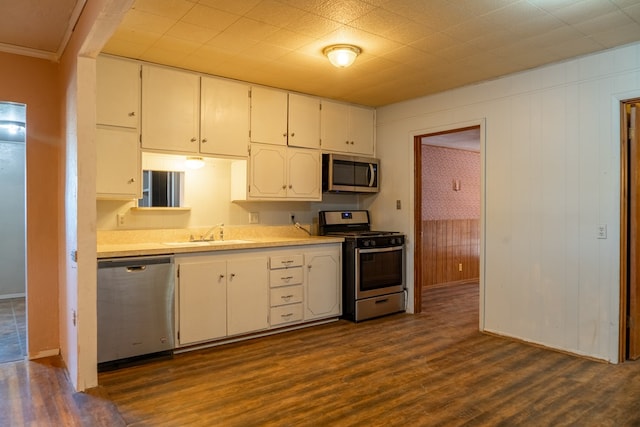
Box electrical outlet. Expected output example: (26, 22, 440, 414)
(396, 200, 401, 210)
(249, 212, 260, 224)
(117, 213, 125, 226)
(597, 224, 607, 239)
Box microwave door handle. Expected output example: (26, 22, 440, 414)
(368, 163, 375, 187)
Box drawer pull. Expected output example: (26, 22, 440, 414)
(281, 295, 294, 300)
(375, 299, 389, 304)
(280, 260, 294, 265)
(281, 276, 294, 281)
(281, 313, 294, 318)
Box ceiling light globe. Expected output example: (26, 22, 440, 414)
(324, 45, 361, 68)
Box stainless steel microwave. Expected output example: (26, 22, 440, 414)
(322, 153, 379, 193)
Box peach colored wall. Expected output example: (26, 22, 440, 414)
(0, 51, 60, 357)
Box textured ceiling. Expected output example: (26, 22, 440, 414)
(3, 1, 640, 106)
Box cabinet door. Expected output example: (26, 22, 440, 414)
(305, 247, 341, 320)
(178, 260, 227, 345)
(288, 93, 320, 149)
(96, 56, 140, 128)
(320, 99, 350, 152)
(141, 65, 200, 153)
(287, 148, 321, 200)
(348, 105, 375, 155)
(200, 77, 249, 157)
(96, 126, 141, 199)
(227, 257, 268, 336)
(249, 143, 287, 198)
(250, 86, 288, 146)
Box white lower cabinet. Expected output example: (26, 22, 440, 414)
(304, 246, 341, 320)
(176, 253, 268, 346)
(176, 244, 341, 348)
(268, 244, 341, 327)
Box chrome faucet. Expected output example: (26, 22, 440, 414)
(200, 223, 224, 241)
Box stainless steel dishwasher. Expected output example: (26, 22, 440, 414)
(97, 256, 175, 367)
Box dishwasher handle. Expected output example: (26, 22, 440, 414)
(98, 256, 173, 269)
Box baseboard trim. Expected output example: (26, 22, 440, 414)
(29, 348, 60, 360)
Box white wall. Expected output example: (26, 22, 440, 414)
(373, 42, 640, 362)
(0, 141, 25, 297)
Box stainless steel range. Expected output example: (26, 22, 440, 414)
(319, 210, 406, 322)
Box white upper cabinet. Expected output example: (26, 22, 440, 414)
(96, 126, 141, 199)
(96, 56, 140, 129)
(141, 65, 200, 153)
(321, 100, 375, 155)
(250, 87, 321, 148)
(250, 86, 288, 146)
(246, 143, 321, 200)
(200, 76, 249, 157)
(287, 93, 320, 149)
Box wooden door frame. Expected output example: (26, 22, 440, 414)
(620, 101, 629, 363)
(413, 124, 483, 317)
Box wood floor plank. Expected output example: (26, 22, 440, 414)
(3, 282, 640, 426)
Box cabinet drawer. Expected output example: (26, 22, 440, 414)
(269, 266, 303, 287)
(269, 254, 303, 269)
(270, 285, 303, 307)
(270, 304, 303, 326)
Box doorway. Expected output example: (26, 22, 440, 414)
(620, 100, 640, 362)
(0, 101, 27, 363)
(413, 125, 481, 313)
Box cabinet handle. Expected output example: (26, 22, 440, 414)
(290, 132, 295, 137)
(281, 313, 294, 318)
(281, 276, 293, 281)
(128, 112, 136, 117)
(281, 260, 294, 265)
(288, 184, 292, 189)
(190, 137, 197, 142)
(350, 141, 355, 145)
(218, 274, 225, 279)
(202, 138, 208, 143)
(282, 133, 287, 137)
(128, 178, 136, 184)
(282, 295, 294, 299)
(282, 185, 287, 189)
(345, 140, 349, 145)
(230, 273, 236, 279)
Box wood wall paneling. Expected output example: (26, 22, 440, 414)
(423, 219, 479, 287)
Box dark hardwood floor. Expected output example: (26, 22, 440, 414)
(3, 282, 640, 426)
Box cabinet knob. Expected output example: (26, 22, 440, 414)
(190, 137, 197, 142)
(350, 141, 355, 145)
(345, 140, 349, 145)
(230, 273, 236, 279)
(128, 178, 135, 184)
(282, 133, 287, 137)
(219, 274, 225, 280)
(202, 138, 208, 143)
(290, 133, 295, 137)
(289, 184, 292, 189)
(128, 112, 136, 117)
(282, 185, 287, 189)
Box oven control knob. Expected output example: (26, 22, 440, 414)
(363, 240, 370, 247)
(370, 240, 376, 247)
(390, 238, 396, 245)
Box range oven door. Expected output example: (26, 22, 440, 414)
(355, 246, 405, 299)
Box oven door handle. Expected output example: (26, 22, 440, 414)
(356, 246, 404, 255)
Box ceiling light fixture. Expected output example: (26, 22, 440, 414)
(323, 44, 361, 68)
(185, 156, 205, 170)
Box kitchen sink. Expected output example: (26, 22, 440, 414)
(162, 240, 253, 247)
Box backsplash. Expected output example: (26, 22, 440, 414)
(97, 224, 316, 245)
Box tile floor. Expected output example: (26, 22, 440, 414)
(0, 297, 26, 363)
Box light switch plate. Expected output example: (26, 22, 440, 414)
(249, 212, 260, 224)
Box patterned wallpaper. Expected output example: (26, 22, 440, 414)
(422, 145, 480, 220)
